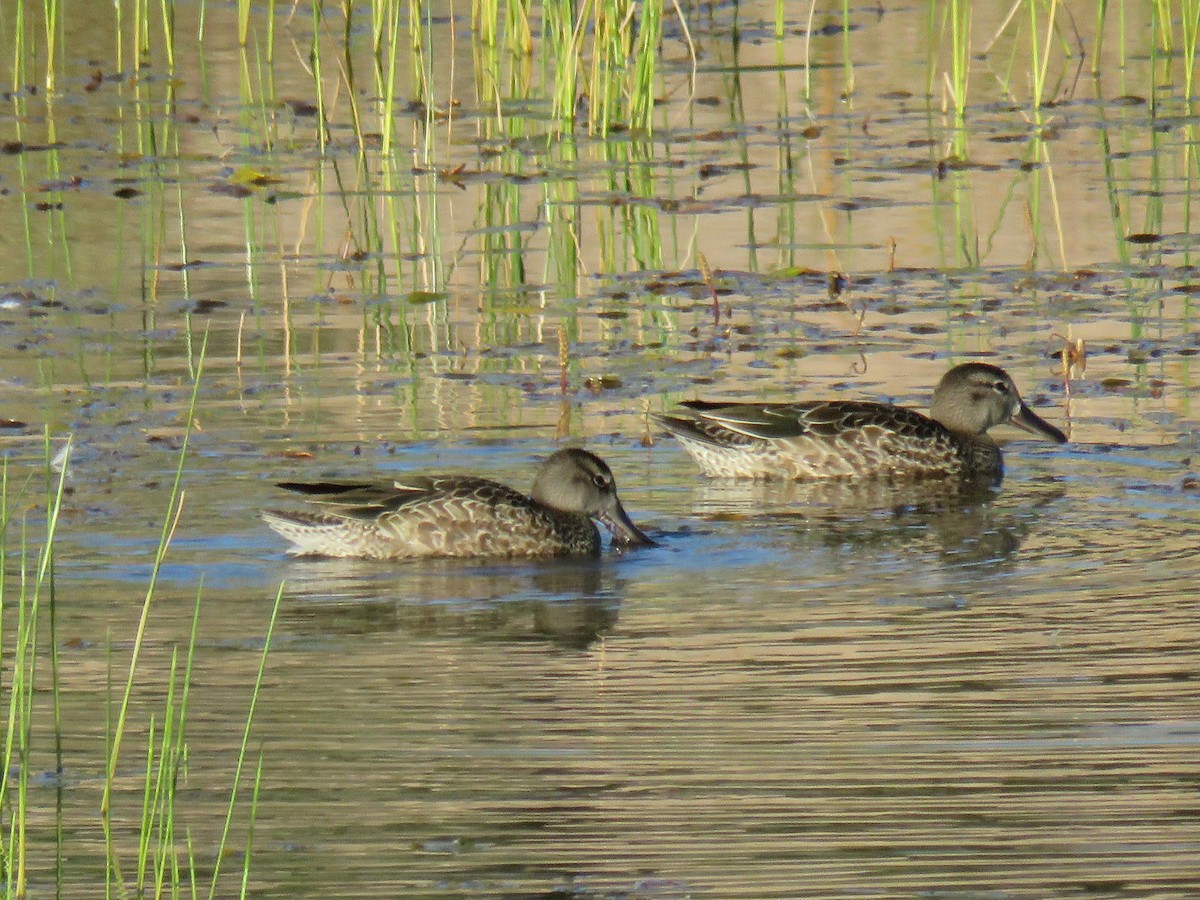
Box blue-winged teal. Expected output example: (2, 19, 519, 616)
(657, 362, 1068, 481)
(262, 448, 654, 559)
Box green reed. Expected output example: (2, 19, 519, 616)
(0, 438, 70, 896)
(474, 0, 498, 47)
(1142, 121, 1167, 244)
(946, 0, 970, 156)
(840, 0, 854, 98)
(922, 0, 971, 161)
(775, 6, 797, 271)
(336, 4, 369, 160)
(801, 0, 815, 104)
(1182, 0, 1200, 107)
(97, 342, 209, 881)
(379, 155, 414, 299)
(44, 0, 62, 92)
(507, 0, 533, 58)
(629, 0, 661, 133)
(1027, 0, 1051, 113)
(474, 3, 533, 294)
(1093, 9, 1115, 79)
(545, 135, 581, 292)
(1095, 98, 1132, 266)
(602, 138, 663, 273)
(934, 162, 977, 269)
(135, 0, 151, 66)
(240, 749, 266, 896)
(586, 2, 624, 135)
(1022, 0, 1076, 116)
(310, 1, 330, 155)
(8, 0, 27, 93)
(1184, 0, 1200, 262)
(240, 42, 271, 153)
(158, 0, 176, 70)
(1151, 0, 1173, 55)
(132, 595, 198, 894)
(11, 120, 35, 281)
(482, 183, 525, 289)
(1028, 137, 1068, 269)
(376, 0, 403, 155)
(6, 82, 73, 287)
(207, 586, 279, 899)
(0, 403, 274, 896)
(82, 333, 279, 895)
(238, 0, 251, 46)
(408, 0, 436, 164)
(544, 0, 582, 125)
(473, 0, 657, 136)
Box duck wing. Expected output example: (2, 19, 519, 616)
(670, 400, 942, 442)
(273, 476, 524, 519)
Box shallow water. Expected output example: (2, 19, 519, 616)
(3, 1, 1200, 897)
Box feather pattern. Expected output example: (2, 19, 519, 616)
(262, 449, 653, 559)
(657, 363, 1066, 481)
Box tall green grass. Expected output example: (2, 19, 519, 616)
(4, 0, 1198, 314)
(0, 343, 281, 894)
(470, 0, 661, 135)
(944, 0, 971, 157)
(0, 438, 70, 895)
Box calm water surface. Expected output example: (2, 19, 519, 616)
(2, 1, 1199, 897)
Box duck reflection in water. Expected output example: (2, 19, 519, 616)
(277, 556, 625, 650)
(692, 476, 1066, 569)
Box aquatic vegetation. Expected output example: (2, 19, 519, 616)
(0, 2, 1198, 896)
(0, 341, 280, 894)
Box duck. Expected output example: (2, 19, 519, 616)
(656, 362, 1067, 481)
(262, 447, 654, 559)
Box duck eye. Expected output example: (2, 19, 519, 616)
(592, 473, 610, 488)
(992, 380, 1008, 393)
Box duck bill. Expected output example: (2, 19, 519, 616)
(1010, 401, 1068, 444)
(598, 502, 656, 548)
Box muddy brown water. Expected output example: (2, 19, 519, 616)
(2, 2, 1199, 897)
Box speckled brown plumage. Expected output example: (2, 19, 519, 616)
(657, 363, 1067, 481)
(262, 448, 654, 560)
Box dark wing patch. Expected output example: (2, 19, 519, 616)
(274, 480, 406, 517)
(656, 413, 762, 449)
(275, 480, 379, 497)
(678, 402, 808, 439)
(672, 400, 944, 441)
(274, 475, 529, 520)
